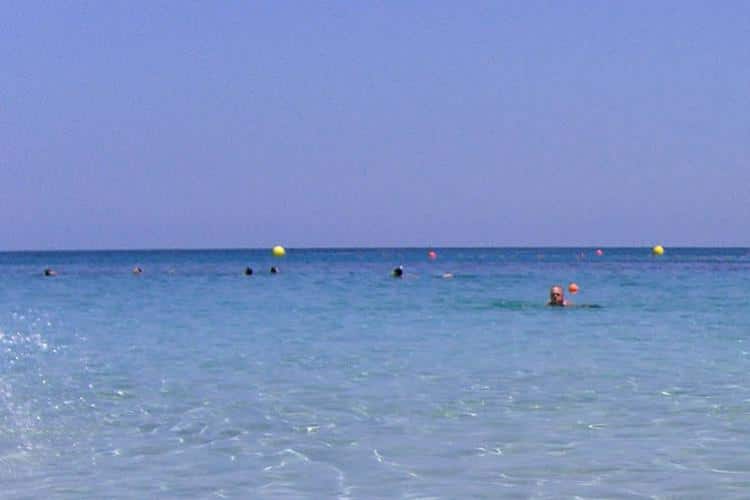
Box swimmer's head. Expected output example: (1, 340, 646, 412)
(270, 266, 279, 274)
(132, 266, 143, 274)
(244, 267, 253, 276)
(392, 265, 404, 278)
(43, 268, 57, 277)
(548, 285, 565, 306)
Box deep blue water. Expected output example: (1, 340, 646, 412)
(1, 248, 750, 498)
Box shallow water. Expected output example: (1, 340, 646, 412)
(1, 248, 750, 498)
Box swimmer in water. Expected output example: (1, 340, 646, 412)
(392, 265, 404, 278)
(132, 266, 143, 274)
(244, 267, 253, 276)
(547, 285, 569, 307)
(270, 266, 279, 274)
(547, 285, 602, 308)
(43, 268, 57, 277)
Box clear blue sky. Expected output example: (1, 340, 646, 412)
(2, 1, 748, 249)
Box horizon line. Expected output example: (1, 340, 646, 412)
(1, 245, 749, 253)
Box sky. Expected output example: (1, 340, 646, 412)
(2, 1, 749, 249)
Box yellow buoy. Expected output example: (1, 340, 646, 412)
(652, 245, 664, 256)
(272, 245, 286, 257)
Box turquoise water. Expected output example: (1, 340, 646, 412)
(2, 248, 750, 498)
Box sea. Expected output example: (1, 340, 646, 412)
(1, 248, 749, 499)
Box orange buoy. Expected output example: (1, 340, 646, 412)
(568, 282, 579, 294)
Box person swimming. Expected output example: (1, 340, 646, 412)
(132, 266, 143, 274)
(547, 285, 568, 306)
(43, 268, 57, 277)
(244, 267, 253, 276)
(270, 266, 279, 274)
(545, 286, 601, 308)
(392, 265, 404, 278)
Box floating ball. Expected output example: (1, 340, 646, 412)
(272, 245, 286, 257)
(595, 249, 603, 256)
(428, 250, 437, 260)
(568, 282, 579, 294)
(652, 245, 664, 256)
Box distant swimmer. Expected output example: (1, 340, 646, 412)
(244, 267, 253, 276)
(270, 266, 279, 274)
(43, 268, 57, 277)
(392, 265, 404, 278)
(547, 285, 569, 307)
(132, 266, 143, 274)
(546, 285, 601, 308)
